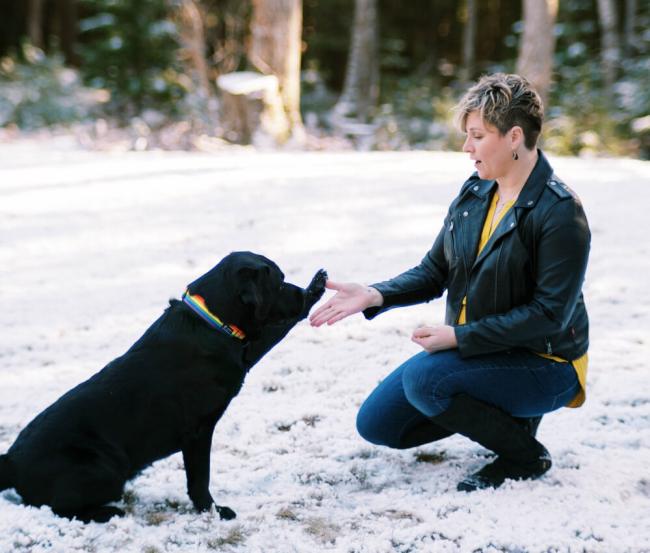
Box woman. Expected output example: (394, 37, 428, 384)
(309, 73, 590, 492)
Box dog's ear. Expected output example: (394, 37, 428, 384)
(237, 267, 272, 321)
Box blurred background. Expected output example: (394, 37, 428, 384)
(0, 0, 648, 158)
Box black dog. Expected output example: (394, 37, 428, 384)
(0, 252, 327, 523)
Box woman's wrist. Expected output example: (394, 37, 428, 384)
(365, 286, 384, 307)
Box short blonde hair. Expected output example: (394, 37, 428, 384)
(455, 73, 543, 149)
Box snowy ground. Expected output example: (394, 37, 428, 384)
(1, 140, 649, 553)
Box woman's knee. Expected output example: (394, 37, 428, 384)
(402, 352, 459, 417)
(355, 404, 403, 449)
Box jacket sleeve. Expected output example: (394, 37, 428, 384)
(454, 198, 590, 357)
(363, 221, 449, 320)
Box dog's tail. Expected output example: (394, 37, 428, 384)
(0, 454, 14, 491)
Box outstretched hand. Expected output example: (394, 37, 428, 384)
(309, 280, 383, 327)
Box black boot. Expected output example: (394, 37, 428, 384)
(398, 420, 454, 449)
(514, 415, 543, 438)
(430, 394, 551, 492)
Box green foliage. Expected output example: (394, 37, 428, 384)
(0, 44, 100, 129)
(303, 0, 353, 90)
(300, 65, 338, 128)
(77, 0, 186, 118)
(0, 0, 648, 157)
(546, 63, 622, 156)
(546, 0, 650, 157)
(372, 77, 463, 151)
(371, 0, 650, 157)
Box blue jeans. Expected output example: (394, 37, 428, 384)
(356, 349, 580, 449)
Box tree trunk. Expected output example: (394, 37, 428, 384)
(28, 0, 44, 48)
(596, 0, 621, 97)
(248, 0, 304, 142)
(217, 71, 290, 147)
(460, 0, 478, 83)
(56, 0, 79, 65)
(333, 0, 379, 123)
(177, 0, 212, 98)
(624, 0, 637, 56)
(516, 0, 558, 106)
(210, 0, 249, 76)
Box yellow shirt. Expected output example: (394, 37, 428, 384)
(457, 191, 587, 408)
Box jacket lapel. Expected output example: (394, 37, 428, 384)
(457, 179, 494, 271)
(469, 150, 554, 272)
(472, 209, 518, 269)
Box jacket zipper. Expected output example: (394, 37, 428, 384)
(456, 212, 471, 323)
(494, 243, 503, 312)
(545, 338, 552, 355)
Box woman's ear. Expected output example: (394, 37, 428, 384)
(510, 125, 525, 150)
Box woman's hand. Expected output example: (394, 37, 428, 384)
(411, 325, 458, 352)
(309, 280, 383, 327)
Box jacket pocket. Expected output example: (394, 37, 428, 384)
(443, 220, 460, 269)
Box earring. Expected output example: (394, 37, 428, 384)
(512, 150, 519, 161)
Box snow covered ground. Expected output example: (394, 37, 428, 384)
(1, 140, 649, 553)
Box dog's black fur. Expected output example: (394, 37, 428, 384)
(0, 252, 327, 523)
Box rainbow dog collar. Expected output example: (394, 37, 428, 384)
(182, 290, 246, 340)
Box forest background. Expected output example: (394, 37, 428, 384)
(0, 0, 648, 158)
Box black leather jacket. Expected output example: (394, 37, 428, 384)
(364, 150, 590, 360)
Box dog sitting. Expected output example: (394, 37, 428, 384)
(0, 252, 327, 523)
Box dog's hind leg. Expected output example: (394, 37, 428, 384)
(56, 505, 126, 524)
(49, 467, 126, 523)
(0, 454, 14, 491)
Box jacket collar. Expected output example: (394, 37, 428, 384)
(458, 149, 553, 272)
(464, 149, 553, 209)
(513, 149, 553, 209)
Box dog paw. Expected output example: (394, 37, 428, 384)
(215, 505, 237, 520)
(306, 269, 328, 299)
(65, 505, 125, 523)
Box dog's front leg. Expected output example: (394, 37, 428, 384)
(182, 422, 236, 520)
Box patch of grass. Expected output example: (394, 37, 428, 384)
(145, 511, 170, 526)
(414, 450, 447, 464)
(121, 489, 138, 514)
(303, 517, 340, 544)
(276, 506, 299, 521)
(349, 464, 370, 487)
(164, 499, 184, 511)
(206, 525, 247, 548)
(371, 508, 422, 522)
(301, 414, 321, 427)
(356, 448, 377, 460)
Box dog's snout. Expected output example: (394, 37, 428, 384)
(282, 282, 305, 306)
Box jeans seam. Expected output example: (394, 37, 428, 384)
(547, 377, 581, 410)
(426, 360, 575, 415)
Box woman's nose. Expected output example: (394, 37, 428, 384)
(462, 136, 472, 153)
